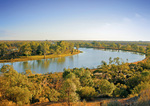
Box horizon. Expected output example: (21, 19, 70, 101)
(1, 0, 150, 41)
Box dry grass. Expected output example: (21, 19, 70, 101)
(137, 89, 150, 106)
(31, 101, 101, 106)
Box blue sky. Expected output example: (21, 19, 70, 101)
(0, 0, 150, 41)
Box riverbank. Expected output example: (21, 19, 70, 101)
(0, 51, 81, 63)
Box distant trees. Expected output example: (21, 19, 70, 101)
(0, 40, 150, 105)
(76, 41, 147, 54)
(146, 45, 150, 56)
(0, 41, 79, 59)
(42, 42, 50, 59)
(69, 43, 74, 54)
(75, 43, 79, 51)
(0, 55, 150, 105)
(20, 43, 32, 56)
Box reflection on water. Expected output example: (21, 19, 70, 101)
(0, 48, 145, 74)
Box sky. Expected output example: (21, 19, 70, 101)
(0, 0, 150, 41)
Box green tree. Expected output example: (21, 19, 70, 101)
(0, 43, 8, 56)
(78, 86, 97, 100)
(94, 79, 115, 96)
(113, 83, 128, 97)
(5, 86, 32, 105)
(69, 43, 74, 54)
(139, 46, 145, 53)
(20, 43, 32, 56)
(42, 42, 49, 59)
(30, 41, 39, 55)
(60, 79, 79, 106)
(36, 44, 43, 55)
(146, 45, 150, 56)
(117, 43, 121, 49)
(44, 86, 60, 102)
(76, 43, 79, 51)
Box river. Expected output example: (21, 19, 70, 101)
(0, 48, 145, 74)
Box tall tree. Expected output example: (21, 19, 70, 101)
(42, 42, 49, 59)
(60, 79, 79, 106)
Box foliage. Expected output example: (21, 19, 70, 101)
(113, 83, 128, 97)
(5, 86, 32, 105)
(44, 86, 60, 102)
(60, 79, 79, 105)
(1, 40, 150, 105)
(94, 79, 116, 96)
(78, 86, 97, 100)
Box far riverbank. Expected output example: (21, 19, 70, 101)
(0, 51, 81, 63)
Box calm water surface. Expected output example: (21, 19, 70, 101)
(0, 48, 145, 74)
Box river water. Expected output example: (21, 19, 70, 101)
(0, 48, 145, 74)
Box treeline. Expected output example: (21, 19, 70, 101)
(75, 41, 146, 54)
(71, 41, 150, 57)
(0, 57, 150, 105)
(1, 40, 150, 60)
(0, 41, 77, 60)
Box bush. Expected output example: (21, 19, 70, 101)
(95, 79, 116, 96)
(5, 86, 32, 105)
(78, 86, 97, 100)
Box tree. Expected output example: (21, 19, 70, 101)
(30, 41, 39, 55)
(0, 65, 12, 73)
(109, 57, 113, 65)
(0, 43, 8, 56)
(78, 86, 97, 100)
(132, 82, 150, 95)
(139, 46, 145, 53)
(117, 43, 121, 49)
(76, 43, 79, 51)
(69, 43, 74, 54)
(60, 79, 79, 106)
(113, 83, 128, 97)
(114, 57, 120, 65)
(65, 72, 81, 89)
(5, 86, 32, 105)
(20, 43, 32, 56)
(94, 79, 116, 96)
(44, 86, 60, 102)
(42, 42, 49, 59)
(146, 45, 150, 56)
(80, 76, 94, 87)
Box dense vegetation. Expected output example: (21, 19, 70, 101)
(0, 41, 77, 60)
(0, 40, 150, 105)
